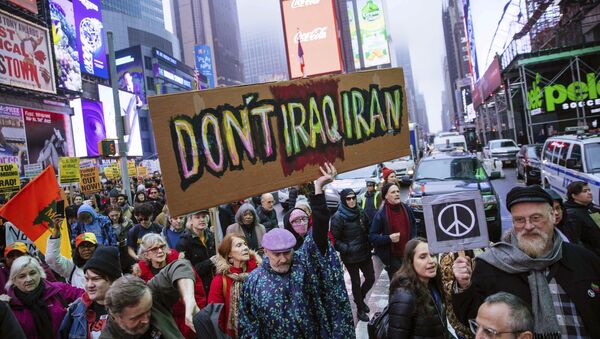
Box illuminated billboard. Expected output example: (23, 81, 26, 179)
(73, 0, 108, 79)
(50, 0, 82, 92)
(356, 0, 390, 68)
(115, 46, 145, 107)
(281, 0, 342, 78)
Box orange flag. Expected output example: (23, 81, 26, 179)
(0, 166, 72, 258)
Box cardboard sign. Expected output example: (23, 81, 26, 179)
(148, 68, 410, 217)
(423, 191, 490, 254)
(137, 165, 148, 178)
(59, 157, 81, 183)
(0, 163, 20, 193)
(79, 167, 102, 194)
(128, 160, 137, 177)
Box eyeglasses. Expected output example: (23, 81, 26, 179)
(146, 244, 166, 254)
(291, 217, 308, 225)
(469, 319, 526, 338)
(512, 213, 546, 227)
(345, 196, 357, 201)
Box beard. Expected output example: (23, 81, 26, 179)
(516, 229, 552, 258)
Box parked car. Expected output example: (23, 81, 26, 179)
(382, 156, 415, 185)
(541, 132, 600, 206)
(516, 144, 543, 185)
(407, 151, 502, 242)
(483, 139, 520, 166)
(324, 164, 380, 212)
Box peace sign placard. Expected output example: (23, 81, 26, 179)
(423, 191, 489, 254)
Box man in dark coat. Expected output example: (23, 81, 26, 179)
(256, 193, 279, 232)
(563, 181, 600, 257)
(452, 185, 600, 338)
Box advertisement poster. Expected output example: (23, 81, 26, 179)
(0, 104, 28, 172)
(50, 0, 82, 92)
(194, 45, 215, 89)
(81, 98, 105, 156)
(116, 46, 146, 106)
(8, 0, 38, 14)
(73, 0, 108, 79)
(346, 2, 361, 69)
(281, 0, 342, 78)
(0, 9, 55, 93)
(23, 108, 73, 173)
(356, 0, 390, 68)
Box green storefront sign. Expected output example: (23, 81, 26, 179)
(528, 71, 600, 113)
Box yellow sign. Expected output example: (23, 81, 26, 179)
(59, 157, 81, 184)
(137, 165, 148, 178)
(104, 162, 120, 180)
(0, 163, 20, 193)
(79, 167, 102, 194)
(128, 160, 136, 177)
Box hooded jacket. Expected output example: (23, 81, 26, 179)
(564, 200, 600, 257)
(8, 280, 84, 339)
(176, 228, 216, 295)
(226, 204, 266, 252)
(137, 249, 206, 339)
(71, 205, 118, 247)
(45, 236, 86, 288)
(208, 251, 261, 338)
(331, 189, 372, 264)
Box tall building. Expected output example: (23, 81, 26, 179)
(101, 0, 181, 59)
(173, 0, 244, 86)
(238, 0, 287, 84)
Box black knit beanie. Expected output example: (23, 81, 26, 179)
(381, 182, 395, 200)
(83, 246, 122, 281)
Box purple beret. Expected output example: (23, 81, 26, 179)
(262, 228, 297, 253)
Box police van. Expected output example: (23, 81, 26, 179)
(541, 128, 600, 206)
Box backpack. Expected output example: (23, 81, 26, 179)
(367, 305, 389, 339)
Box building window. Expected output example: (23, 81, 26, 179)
(139, 117, 149, 131)
(144, 56, 153, 70)
(146, 76, 154, 89)
(142, 138, 153, 153)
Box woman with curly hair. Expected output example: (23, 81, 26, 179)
(388, 237, 449, 338)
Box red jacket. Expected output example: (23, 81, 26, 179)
(138, 249, 206, 339)
(208, 252, 261, 338)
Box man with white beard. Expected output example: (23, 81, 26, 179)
(451, 185, 600, 338)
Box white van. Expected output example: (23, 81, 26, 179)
(433, 132, 468, 152)
(541, 133, 600, 206)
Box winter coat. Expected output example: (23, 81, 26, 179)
(238, 193, 355, 338)
(256, 206, 278, 232)
(227, 204, 267, 252)
(71, 204, 118, 247)
(388, 284, 447, 339)
(100, 260, 195, 339)
(208, 251, 261, 338)
(8, 280, 84, 339)
(452, 242, 600, 337)
(0, 261, 58, 294)
(564, 201, 600, 257)
(59, 292, 104, 339)
(0, 300, 25, 338)
(176, 229, 216, 294)
(369, 203, 417, 266)
(138, 249, 207, 339)
(331, 207, 372, 264)
(46, 236, 85, 288)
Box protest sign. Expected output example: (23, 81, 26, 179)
(128, 160, 136, 177)
(59, 157, 80, 183)
(423, 191, 489, 254)
(137, 165, 148, 178)
(148, 68, 410, 217)
(0, 163, 20, 193)
(104, 162, 120, 179)
(24, 163, 43, 178)
(79, 166, 102, 194)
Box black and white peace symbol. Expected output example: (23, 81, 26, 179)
(437, 203, 475, 237)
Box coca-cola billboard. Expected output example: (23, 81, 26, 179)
(281, 0, 342, 78)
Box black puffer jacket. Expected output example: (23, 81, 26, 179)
(331, 208, 372, 264)
(175, 229, 216, 293)
(388, 286, 446, 339)
(564, 201, 600, 257)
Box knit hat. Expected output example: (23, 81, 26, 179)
(262, 228, 297, 253)
(382, 167, 394, 182)
(76, 232, 98, 248)
(506, 185, 553, 211)
(109, 189, 120, 198)
(83, 247, 122, 281)
(4, 242, 28, 257)
(381, 182, 396, 200)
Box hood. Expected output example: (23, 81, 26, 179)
(235, 203, 259, 227)
(411, 179, 492, 197)
(77, 204, 98, 219)
(212, 250, 262, 275)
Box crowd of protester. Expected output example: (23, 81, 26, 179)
(0, 165, 599, 338)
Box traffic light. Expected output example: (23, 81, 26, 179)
(98, 139, 117, 156)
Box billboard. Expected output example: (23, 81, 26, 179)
(98, 85, 143, 156)
(50, 0, 82, 92)
(0, 105, 28, 172)
(281, 0, 342, 78)
(73, 0, 108, 79)
(8, 0, 38, 14)
(116, 46, 146, 106)
(346, 2, 361, 69)
(194, 45, 215, 89)
(81, 98, 105, 156)
(356, 0, 390, 68)
(462, 0, 479, 79)
(23, 108, 73, 173)
(0, 9, 56, 94)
